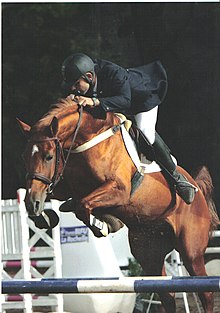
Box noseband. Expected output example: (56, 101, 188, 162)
(26, 137, 64, 194)
(26, 105, 84, 194)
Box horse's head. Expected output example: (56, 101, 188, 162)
(17, 96, 115, 217)
(17, 116, 63, 216)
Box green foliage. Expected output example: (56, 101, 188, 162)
(128, 258, 144, 277)
(128, 258, 161, 312)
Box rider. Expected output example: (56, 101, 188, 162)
(61, 53, 197, 204)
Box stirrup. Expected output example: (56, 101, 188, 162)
(175, 174, 198, 204)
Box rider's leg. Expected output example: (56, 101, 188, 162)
(152, 133, 197, 204)
(135, 108, 197, 204)
(134, 106, 158, 145)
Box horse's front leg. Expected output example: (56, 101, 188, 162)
(80, 179, 130, 216)
(75, 179, 130, 236)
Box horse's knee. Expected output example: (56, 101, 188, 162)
(112, 179, 131, 204)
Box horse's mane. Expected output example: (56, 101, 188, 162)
(31, 97, 78, 132)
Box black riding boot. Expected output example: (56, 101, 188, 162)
(152, 133, 197, 204)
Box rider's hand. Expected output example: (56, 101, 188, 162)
(74, 96, 99, 107)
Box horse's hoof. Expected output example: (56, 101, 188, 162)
(30, 209, 59, 229)
(102, 214, 124, 233)
(59, 199, 76, 212)
(91, 226, 108, 238)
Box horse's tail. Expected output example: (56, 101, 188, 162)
(194, 166, 219, 234)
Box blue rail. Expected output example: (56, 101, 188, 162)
(2, 276, 220, 294)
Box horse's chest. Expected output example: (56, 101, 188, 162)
(64, 163, 102, 196)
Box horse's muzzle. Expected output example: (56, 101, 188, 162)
(25, 190, 46, 216)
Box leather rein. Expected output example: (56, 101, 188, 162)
(26, 106, 123, 195)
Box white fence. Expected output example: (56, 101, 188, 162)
(1, 189, 63, 313)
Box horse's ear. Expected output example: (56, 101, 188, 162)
(16, 118, 31, 138)
(49, 116, 58, 137)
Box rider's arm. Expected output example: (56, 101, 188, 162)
(98, 65, 131, 112)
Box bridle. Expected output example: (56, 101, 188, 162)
(26, 105, 84, 195)
(26, 105, 123, 195)
(26, 137, 64, 194)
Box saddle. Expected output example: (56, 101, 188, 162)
(114, 113, 155, 164)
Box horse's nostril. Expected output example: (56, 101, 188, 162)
(35, 201, 40, 213)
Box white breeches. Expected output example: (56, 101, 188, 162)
(134, 106, 158, 144)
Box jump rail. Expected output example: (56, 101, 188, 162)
(2, 276, 220, 294)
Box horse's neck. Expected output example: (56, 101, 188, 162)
(58, 111, 115, 147)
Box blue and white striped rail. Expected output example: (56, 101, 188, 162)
(2, 276, 220, 294)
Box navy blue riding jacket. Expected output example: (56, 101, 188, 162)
(90, 59, 168, 115)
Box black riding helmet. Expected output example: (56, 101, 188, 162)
(61, 53, 95, 88)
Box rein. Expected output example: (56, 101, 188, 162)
(27, 105, 123, 194)
(60, 105, 84, 175)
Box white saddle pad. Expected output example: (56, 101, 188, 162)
(120, 124, 177, 174)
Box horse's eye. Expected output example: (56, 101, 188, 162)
(45, 154, 53, 162)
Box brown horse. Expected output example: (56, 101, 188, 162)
(17, 96, 219, 313)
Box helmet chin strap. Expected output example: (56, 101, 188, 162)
(82, 73, 95, 87)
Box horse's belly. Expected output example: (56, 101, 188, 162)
(113, 173, 174, 224)
(113, 201, 171, 227)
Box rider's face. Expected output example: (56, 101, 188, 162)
(70, 72, 94, 95)
(71, 77, 90, 95)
